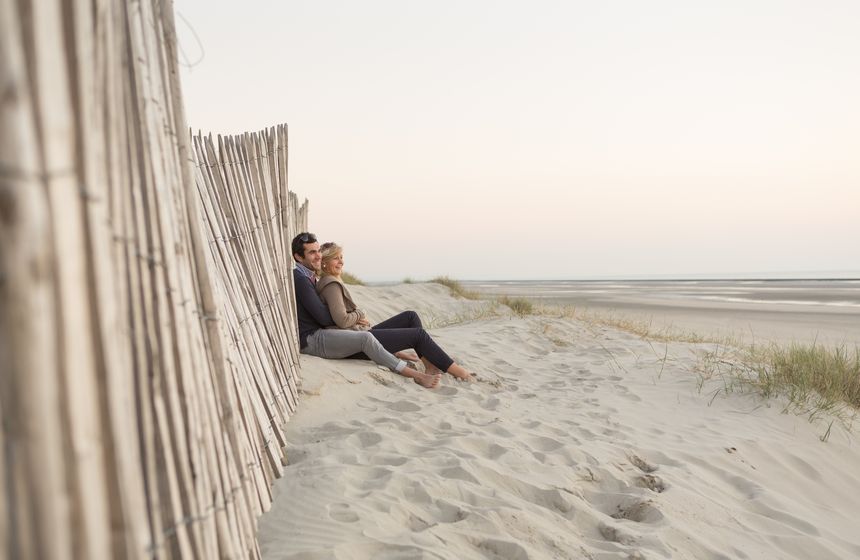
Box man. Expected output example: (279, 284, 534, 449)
(291, 232, 440, 389)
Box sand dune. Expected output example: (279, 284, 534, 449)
(258, 283, 859, 560)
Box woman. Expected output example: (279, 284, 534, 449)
(317, 242, 474, 381)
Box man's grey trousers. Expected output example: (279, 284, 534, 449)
(301, 329, 406, 372)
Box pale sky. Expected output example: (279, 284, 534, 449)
(175, 0, 859, 281)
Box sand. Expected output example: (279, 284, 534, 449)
(258, 283, 860, 560)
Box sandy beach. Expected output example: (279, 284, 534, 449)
(258, 283, 860, 560)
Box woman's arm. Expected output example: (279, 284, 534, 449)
(318, 283, 365, 328)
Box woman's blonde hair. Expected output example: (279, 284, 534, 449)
(319, 242, 342, 277)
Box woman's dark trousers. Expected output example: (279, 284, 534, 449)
(351, 311, 455, 371)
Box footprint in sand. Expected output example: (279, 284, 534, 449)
(327, 503, 359, 523)
(457, 437, 508, 460)
(440, 466, 480, 484)
(368, 370, 393, 386)
(598, 522, 638, 546)
(386, 400, 421, 413)
(629, 454, 658, 473)
(525, 435, 564, 453)
(480, 397, 501, 410)
(434, 499, 470, 524)
(354, 431, 383, 447)
(371, 454, 408, 467)
(610, 499, 664, 524)
(635, 474, 667, 493)
(543, 380, 567, 389)
(476, 539, 530, 560)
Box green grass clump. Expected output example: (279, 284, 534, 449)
(430, 276, 480, 300)
(696, 341, 860, 434)
(341, 271, 365, 286)
(402, 277, 415, 284)
(741, 343, 860, 410)
(497, 295, 534, 317)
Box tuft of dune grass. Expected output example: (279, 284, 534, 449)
(430, 276, 480, 300)
(577, 310, 713, 344)
(695, 341, 860, 435)
(557, 306, 860, 422)
(497, 295, 534, 317)
(341, 271, 365, 286)
(579, 308, 860, 415)
(734, 343, 860, 411)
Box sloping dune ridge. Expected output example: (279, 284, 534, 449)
(259, 283, 860, 560)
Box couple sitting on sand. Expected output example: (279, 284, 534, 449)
(291, 232, 474, 389)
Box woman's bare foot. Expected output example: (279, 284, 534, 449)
(401, 366, 441, 389)
(446, 363, 475, 382)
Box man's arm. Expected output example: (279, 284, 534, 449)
(294, 271, 335, 326)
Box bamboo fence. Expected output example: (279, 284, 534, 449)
(1, 0, 307, 558)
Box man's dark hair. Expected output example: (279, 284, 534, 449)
(291, 232, 317, 259)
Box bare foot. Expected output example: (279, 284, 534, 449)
(447, 363, 475, 382)
(413, 371, 441, 389)
(401, 366, 441, 389)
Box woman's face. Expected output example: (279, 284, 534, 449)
(325, 251, 344, 276)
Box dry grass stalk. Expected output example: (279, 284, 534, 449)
(341, 271, 365, 285)
(429, 276, 481, 300)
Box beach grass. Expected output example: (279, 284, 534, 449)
(423, 303, 502, 329)
(541, 305, 860, 417)
(341, 271, 365, 285)
(579, 309, 860, 415)
(571, 309, 717, 344)
(728, 343, 860, 412)
(692, 341, 860, 430)
(430, 276, 480, 300)
(497, 295, 535, 317)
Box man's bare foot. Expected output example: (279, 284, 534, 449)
(401, 366, 441, 389)
(447, 363, 475, 382)
(413, 371, 441, 389)
(395, 350, 420, 361)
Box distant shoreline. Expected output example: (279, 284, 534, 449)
(465, 277, 860, 284)
(370, 276, 860, 286)
(465, 278, 860, 347)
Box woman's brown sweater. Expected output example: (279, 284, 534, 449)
(316, 275, 369, 330)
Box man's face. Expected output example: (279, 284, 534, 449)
(296, 242, 322, 272)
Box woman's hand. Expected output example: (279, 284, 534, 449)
(357, 317, 372, 328)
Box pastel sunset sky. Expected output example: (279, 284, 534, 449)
(175, 0, 859, 281)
